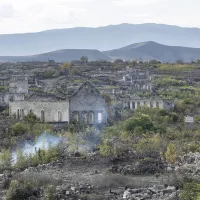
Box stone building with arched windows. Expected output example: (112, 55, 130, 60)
(122, 94, 174, 111)
(69, 82, 107, 125)
(9, 82, 107, 125)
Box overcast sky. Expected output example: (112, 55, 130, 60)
(0, 0, 200, 34)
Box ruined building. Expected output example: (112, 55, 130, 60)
(9, 82, 107, 125)
(122, 94, 174, 111)
(122, 69, 152, 92)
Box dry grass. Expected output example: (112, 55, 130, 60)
(90, 174, 155, 189)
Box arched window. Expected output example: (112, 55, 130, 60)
(156, 102, 160, 108)
(73, 112, 79, 122)
(137, 101, 140, 108)
(89, 112, 94, 124)
(132, 102, 135, 109)
(17, 109, 20, 119)
(82, 112, 87, 123)
(21, 109, 24, 119)
(41, 110, 45, 122)
(98, 113, 103, 124)
(150, 101, 153, 108)
(58, 111, 62, 122)
(127, 102, 131, 109)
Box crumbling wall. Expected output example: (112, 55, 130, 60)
(70, 82, 107, 125)
(123, 99, 174, 111)
(9, 101, 70, 122)
(9, 80, 29, 94)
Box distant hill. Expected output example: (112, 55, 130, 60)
(1, 23, 200, 56)
(2, 41, 200, 63)
(0, 49, 111, 63)
(103, 41, 200, 63)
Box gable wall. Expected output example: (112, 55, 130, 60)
(70, 84, 107, 124)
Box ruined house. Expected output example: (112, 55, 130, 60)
(121, 69, 152, 92)
(9, 82, 107, 125)
(122, 94, 174, 110)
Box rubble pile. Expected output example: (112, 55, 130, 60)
(109, 159, 165, 175)
(166, 152, 200, 177)
(123, 185, 178, 200)
(56, 183, 95, 199)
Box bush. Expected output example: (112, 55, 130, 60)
(0, 149, 12, 172)
(7, 172, 60, 200)
(45, 185, 57, 200)
(6, 180, 41, 200)
(134, 135, 163, 159)
(125, 114, 155, 133)
(180, 182, 200, 200)
(12, 122, 28, 136)
(14, 146, 59, 170)
(165, 142, 178, 164)
(24, 112, 39, 123)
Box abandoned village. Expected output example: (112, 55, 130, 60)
(1, 58, 200, 200)
(0, 61, 174, 125)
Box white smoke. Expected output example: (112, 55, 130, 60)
(12, 132, 62, 163)
(11, 126, 102, 163)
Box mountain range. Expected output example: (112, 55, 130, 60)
(0, 49, 111, 63)
(1, 41, 200, 63)
(1, 23, 200, 56)
(104, 41, 200, 63)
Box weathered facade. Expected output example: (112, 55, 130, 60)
(9, 82, 108, 125)
(9, 80, 29, 94)
(70, 82, 107, 125)
(122, 69, 152, 92)
(122, 94, 174, 110)
(9, 94, 69, 122)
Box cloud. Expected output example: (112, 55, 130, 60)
(39, 4, 86, 25)
(0, 0, 199, 34)
(0, 4, 16, 18)
(112, 0, 163, 7)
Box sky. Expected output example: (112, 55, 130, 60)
(0, 0, 200, 34)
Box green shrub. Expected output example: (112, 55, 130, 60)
(14, 147, 59, 170)
(165, 142, 178, 164)
(180, 182, 200, 200)
(0, 149, 12, 172)
(45, 185, 56, 200)
(6, 180, 40, 200)
(12, 122, 28, 136)
(125, 114, 154, 133)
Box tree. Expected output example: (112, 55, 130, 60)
(196, 59, 200, 64)
(149, 59, 161, 65)
(14, 149, 27, 169)
(0, 149, 12, 171)
(165, 142, 178, 164)
(61, 62, 72, 70)
(130, 60, 137, 67)
(80, 56, 89, 63)
(125, 114, 154, 133)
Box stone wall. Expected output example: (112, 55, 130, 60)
(9, 101, 69, 122)
(70, 82, 107, 125)
(4, 93, 25, 104)
(9, 80, 29, 94)
(123, 99, 174, 110)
